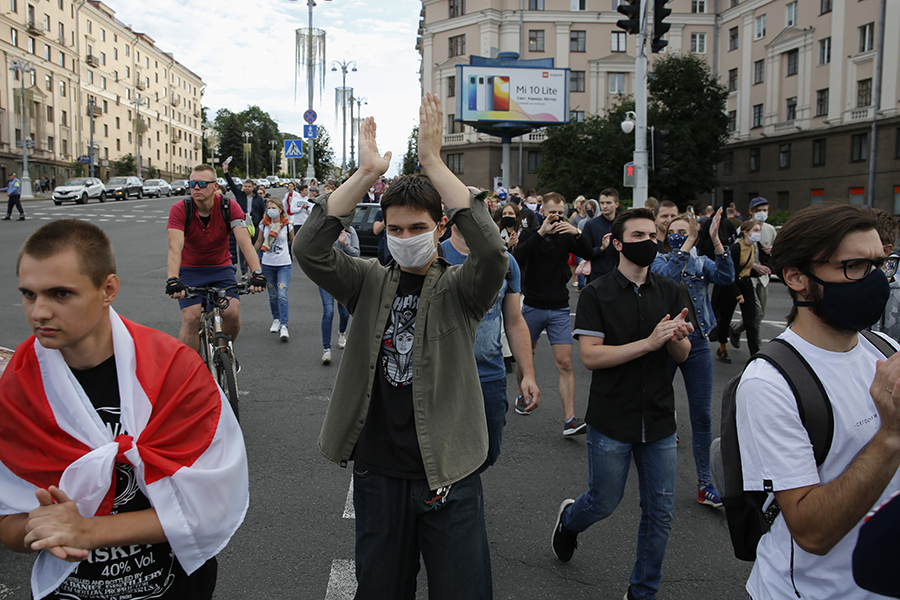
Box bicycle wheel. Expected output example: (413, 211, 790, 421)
(214, 348, 240, 422)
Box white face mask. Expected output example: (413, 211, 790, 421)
(747, 231, 761, 244)
(753, 211, 768, 223)
(386, 225, 439, 270)
(267, 208, 280, 219)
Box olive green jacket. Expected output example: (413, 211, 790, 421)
(293, 191, 508, 489)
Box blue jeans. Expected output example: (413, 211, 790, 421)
(563, 428, 677, 600)
(319, 287, 349, 350)
(478, 377, 509, 472)
(353, 468, 492, 600)
(669, 330, 713, 488)
(261, 264, 291, 326)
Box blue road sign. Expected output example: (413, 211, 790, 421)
(78, 155, 92, 164)
(303, 110, 317, 124)
(284, 139, 303, 158)
(303, 124, 318, 139)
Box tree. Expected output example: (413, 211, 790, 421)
(110, 153, 136, 176)
(648, 53, 729, 205)
(214, 110, 245, 176)
(147, 165, 159, 179)
(402, 126, 419, 175)
(291, 126, 336, 180)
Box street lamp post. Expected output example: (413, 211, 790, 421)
(87, 96, 96, 178)
(306, 0, 316, 182)
(130, 93, 149, 179)
(332, 59, 357, 175)
(269, 139, 277, 176)
(243, 131, 252, 178)
(9, 58, 36, 199)
(350, 95, 367, 171)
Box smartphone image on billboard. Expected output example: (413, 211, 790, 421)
(468, 76, 478, 112)
(493, 76, 510, 112)
(476, 76, 486, 111)
(485, 76, 495, 111)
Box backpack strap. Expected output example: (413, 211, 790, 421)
(861, 329, 897, 358)
(183, 197, 193, 229)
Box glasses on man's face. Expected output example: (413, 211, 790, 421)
(814, 256, 900, 280)
(187, 180, 216, 189)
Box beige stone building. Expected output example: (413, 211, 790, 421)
(421, 0, 900, 213)
(0, 0, 204, 185)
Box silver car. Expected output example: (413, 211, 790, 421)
(142, 179, 172, 198)
(52, 177, 107, 205)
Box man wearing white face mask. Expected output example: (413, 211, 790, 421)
(730, 197, 777, 350)
(293, 94, 507, 599)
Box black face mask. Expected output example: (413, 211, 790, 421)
(500, 216, 516, 229)
(618, 239, 658, 268)
(586, 209, 595, 218)
(795, 267, 890, 331)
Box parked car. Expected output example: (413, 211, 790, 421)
(52, 177, 107, 205)
(169, 179, 188, 195)
(104, 176, 143, 201)
(351, 202, 381, 256)
(267, 175, 281, 188)
(217, 177, 227, 188)
(142, 179, 172, 198)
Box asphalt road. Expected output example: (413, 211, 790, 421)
(0, 193, 789, 599)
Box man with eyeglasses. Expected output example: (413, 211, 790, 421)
(165, 164, 265, 352)
(734, 203, 900, 600)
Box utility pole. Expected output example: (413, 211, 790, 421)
(350, 95, 367, 171)
(9, 58, 35, 199)
(633, 0, 650, 206)
(269, 139, 277, 176)
(332, 59, 357, 175)
(87, 96, 96, 177)
(866, 0, 886, 207)
(243, 131, 252, 178)
(130, 93, 149, 179)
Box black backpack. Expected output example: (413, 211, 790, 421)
(715, 329, 895, 561)
(183, 196, 232, 229)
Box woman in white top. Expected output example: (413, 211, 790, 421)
(254, 199, 294, 341)
(283, 182, 310, 235)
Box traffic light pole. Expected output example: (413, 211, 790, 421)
(633, 0, 650, 206)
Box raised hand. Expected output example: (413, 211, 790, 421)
(418, 92, 444, 168)
(358, 117, 392, 178)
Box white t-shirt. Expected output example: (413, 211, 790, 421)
(260, 224, 291, 267)
(737, 327, 900, 600)
(284, 192, 310, 227)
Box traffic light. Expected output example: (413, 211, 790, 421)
(616, 0, 641, 35)
(652, 129, 670, 179)
(652, 0, 672, 53)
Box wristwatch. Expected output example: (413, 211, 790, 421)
(252, 269, 263, 276)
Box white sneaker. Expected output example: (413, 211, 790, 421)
(269, 319, 280, 333)
(338, 332, 347, 349)
(280, 325, 289, 341)
(322, 349, 332, 364)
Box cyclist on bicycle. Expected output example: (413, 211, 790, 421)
(166, 164, 265, 352)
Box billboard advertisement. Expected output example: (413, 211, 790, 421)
(455, 65, 569, 125)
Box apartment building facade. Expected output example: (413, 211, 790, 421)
(0, 0, 204, 185)
(421, 0, 900, 213)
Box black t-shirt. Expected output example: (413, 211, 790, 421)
(49, 356, 217, 600)
(353, 271, 427, 479)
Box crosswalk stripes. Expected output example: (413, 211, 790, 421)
(326, 475, 357, 598)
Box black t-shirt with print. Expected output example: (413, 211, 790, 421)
(354, 271, 427, 479)
(48, 356, 217, 600)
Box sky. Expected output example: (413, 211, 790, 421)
(109, 0, 424, 176)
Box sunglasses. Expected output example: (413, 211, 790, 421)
(187, 180, 216, 189)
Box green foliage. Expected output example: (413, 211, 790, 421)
(402, 126, 419, 176)
(70, 162, 85, 177)
(109, 154, 135, 176)
(147, 165, 159, 179)
(768, 209, 794, 226)
(215, 110, 245, 175)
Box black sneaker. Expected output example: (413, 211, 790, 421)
(551, 499, 578, 562)
(729, 327, 741, 349)
(515, 394, 532, 415)
(1, 216, 9, 220)
(17, 215, 25, 221)
(716, 348, 732, 364)
(563, 417, 587, 436)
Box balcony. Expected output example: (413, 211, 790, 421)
(170, 134, 179, 144)
(136, 79, 146, 90)
(86, 55, 99, 68)
(86, 106, 102, 117)
(524, 131, 547, 143)
(170, 96, 179, 107)
(851, 107, 870, 120)
(443, 133, 465, 144)
(773, 120, 796, 132)
(193, 141, 201, 151)
(193, 109, 200, 118)
(26, 21, 43, 36)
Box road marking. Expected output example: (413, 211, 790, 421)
(343, 475, 355, 519)
(324, 559, 356, 600)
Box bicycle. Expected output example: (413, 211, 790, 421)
(183, 282, 250, 421)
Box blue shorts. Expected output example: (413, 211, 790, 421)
(177, 265, 239, 309)
(522, 305, 573, 346)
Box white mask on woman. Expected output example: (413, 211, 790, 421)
(747, 231, 761, 244)
(386, 225, 439, 270)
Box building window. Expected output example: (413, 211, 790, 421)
(447, 153, 464, 173)
(753, 59, 765, 84)
(785, 1, 798, 26)
(103, 124, 108, 137)
(43, 43, 50, 60)
(528, 151, 542, 173)
(10, 0, 16, 12)
(58, 51, 64, 67)
(821, 0, 832, 13)
(448, 34, 465, 58)
(574, 0, 586, 9)
(786, 97, 797, 120)
(752, 104, 764, 128)
(61, 139, 67, 155)
(59, 80, 65, 96)
(611, 31, 626, 52)
(46, 105, 53, 122)
(570, 71, 585, 92)
(727, 110, 737, 132)
(729, 27, 738, 51)
(816, 89, 829, 116)
(858, 78, 873, 107)
(447, 75, 455, 97)
(727, 68, 738, 92)
(723, 152, 734, 174)
(571, 30, 586, 52)
(10, 27, 16, 47)
(786, 49, 799, 76)
(812, 139, 826, 166)
(28, 36, 34, 53)
(99, 28, 105, 41)
(750, 148, 760, 172)
(125, 44, 129, 56)
(113, 47, 117, 60)
(608, 72, 625, 94)
(691, 0, 706, 12)
(851, 133, 868, 162)
(755, 15, 766, 40)
(100, 76, 106, 90)
(449, 0, 465, 17)
(529, 0, 544, 8)
(690, 33, 706, 54)
(87, 70, 93, 85)
(779, 144, 791, 169)
(896, 128, 900, 158)
(86, 20, 91, 34)
(859, 23, 874, 53)
(44, 74, 51, 91)
(116, 139, 120, 151)
(819, 37, 831, 64)
(570, 110, 585, 122)
(529, 30, 544, 52)
(100, 52, 106, 65)
(447, 113, 463, 134)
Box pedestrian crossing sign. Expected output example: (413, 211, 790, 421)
(284, 139, 303, 158)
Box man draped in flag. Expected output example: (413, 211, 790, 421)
(0, 220, 249, 600)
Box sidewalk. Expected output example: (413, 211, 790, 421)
(1, 193, 52, 204)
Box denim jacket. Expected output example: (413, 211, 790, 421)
(651, 248, 735, 337)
